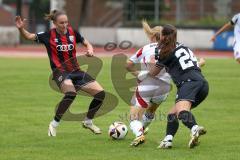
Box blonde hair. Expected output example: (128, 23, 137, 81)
(142, 20, 162, 41)
(44, 10, 66, 21)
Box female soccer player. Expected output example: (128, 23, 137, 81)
(126, 20, 172, 146)
(143, 24, 209, 149)
(126, 21, 206, 147)
(15, 10, 105, 136)
(211, 12, 240, 63)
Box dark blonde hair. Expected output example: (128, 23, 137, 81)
(142, 20, 162, 41)
(44, 10, 66, 21)
(158, 24, 177, 59)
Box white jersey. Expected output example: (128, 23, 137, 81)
(231, 13, 240, 59)
(129, 43, 171, 84)
(231, 13, 240, 43)
(129, 43, 171, 108)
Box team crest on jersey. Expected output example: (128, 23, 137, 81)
(54, 38, 58, 43)
(58, 75, 63, 82)
(69, 36, 74, 42)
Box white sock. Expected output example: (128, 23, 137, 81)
(191, 125, 199, 133)
(130, 120, 143, 137)
(142, 112, 154, 128)
(51, 120, 59, 128)
(164, 135, 173, 141)
(84, 117, 93, 125)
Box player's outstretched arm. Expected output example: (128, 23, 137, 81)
(210, 22, 232, 42)
(82, 39, 94, 57)
(15, 16, 36, 41)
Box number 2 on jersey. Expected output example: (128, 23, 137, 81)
(175, 48, 198, 70)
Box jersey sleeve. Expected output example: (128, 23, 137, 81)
(74, 30, 85, 44)
(231, 14, 239, 25)
(129, 48, 143, 63)
(129, 53, 139, 63)
(35, 31, 49, 44)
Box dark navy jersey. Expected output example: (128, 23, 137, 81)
(156, 43, 205, 86)
(35, 26, 85, 72)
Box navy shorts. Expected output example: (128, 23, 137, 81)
(53, 70, 95, 89)
(176, 80, 209, 108)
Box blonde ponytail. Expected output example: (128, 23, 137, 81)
(142, 20, 162, 41)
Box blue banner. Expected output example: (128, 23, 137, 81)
(213, 31, 234, 51)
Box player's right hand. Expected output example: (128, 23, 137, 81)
(210, 35, 216, 42)
(15, 16, 26, 29)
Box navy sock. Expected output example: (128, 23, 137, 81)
(87, 91, 105, 119)
(178, 110, 197, 129)
(166, 114, 179, 136)
(54, 92, 76, 122)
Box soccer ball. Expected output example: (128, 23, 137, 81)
(108, 122, 128, 139)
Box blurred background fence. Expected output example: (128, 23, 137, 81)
(0, 0, 238, 50)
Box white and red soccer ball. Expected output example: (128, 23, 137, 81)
(108, 122, 128, 139)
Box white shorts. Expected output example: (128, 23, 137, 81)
(233, 42, 240, 59)
(131, 77, 171, 108)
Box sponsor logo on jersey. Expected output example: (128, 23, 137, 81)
(56, 44, 74, 51)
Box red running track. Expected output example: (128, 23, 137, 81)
(0, 45, 233, 59)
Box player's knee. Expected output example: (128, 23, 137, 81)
(64, 91, 77, 100)
(237, 58, 240, 64)
(94, 90, 105, 101)
(147, 104, 159, 113)
(130, 112, 140, 121)
(178, 110, 191, 122)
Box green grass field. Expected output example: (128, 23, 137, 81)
(0, 57, 240, 160)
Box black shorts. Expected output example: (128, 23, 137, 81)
(176, 80, 209, 108)
(52, 70, 95, 89)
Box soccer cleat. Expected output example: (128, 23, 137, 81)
(48, 123, 57, 137)
(130, 135, 145, 147)
(189, 126, 207, 148)
(82, 121, 102, 134)
(157, 140, 173, 149)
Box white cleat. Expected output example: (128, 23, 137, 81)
(157, 140, 173, 149)
(189, 126, 207, 148)
(48, 123, 57, 137)
(82, 121, 102, 134)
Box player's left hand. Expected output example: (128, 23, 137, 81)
(198, 57, 206, 67)
(85, 50, 94, 57)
